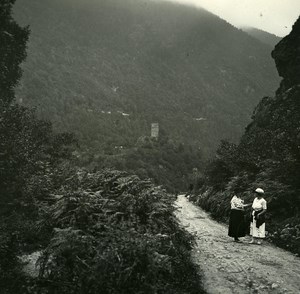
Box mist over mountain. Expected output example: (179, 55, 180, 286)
(242, 27, 282, 48)
(14, 0, 279, 157)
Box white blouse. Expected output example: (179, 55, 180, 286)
(230, 195, 244, 210)
(252, 197, 267, 211)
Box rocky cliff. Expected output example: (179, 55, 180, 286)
(272, 17, 300, 93)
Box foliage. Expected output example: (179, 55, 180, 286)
(0, 104, 77, 211)
(0, 1, 77, 292)
(1, 1, 204, 293)
(0, 220, 22, 291)
(14, 0, 279, 159)
(88, 134, 204, 193)
(268, 217, 300, 255)
(195, 17, 300, 254)
(204, 140, 238, 190)
(0, 213, 41, 293)
(35, 169, 203, 294)
(0, 2, 33, 291)
(0, 0, 29, 105)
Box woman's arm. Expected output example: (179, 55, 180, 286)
(257, 209, 267, 218)
(257, 199, 267, 218)
(243, 203, 252, 207)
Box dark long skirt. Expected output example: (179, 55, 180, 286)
(228, 209, 246, 238)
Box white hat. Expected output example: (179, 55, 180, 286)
(255, 188, 264, 194)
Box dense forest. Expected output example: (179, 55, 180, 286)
(12, 0, 282, 192)
(196, 17, 300, 255)
(13, 0, 279, 158)
(0, 1, 204, 293)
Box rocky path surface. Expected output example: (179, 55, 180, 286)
(175, 195, 300, 294)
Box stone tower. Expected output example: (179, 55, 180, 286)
(151, 123, 159, 138)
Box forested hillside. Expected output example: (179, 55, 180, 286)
(197, 17, 300, 254)
(14, 0, 279, 158)
(2, 0, 299, 292)
(242, 27, 281, 48)
(1, 1, 204, 293)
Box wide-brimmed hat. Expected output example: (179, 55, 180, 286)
(255, 188, 264, 194)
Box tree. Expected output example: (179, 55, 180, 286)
(0, 1, 77, 211)
(0, 0, 29, 106)
(0, 3, 77, 292)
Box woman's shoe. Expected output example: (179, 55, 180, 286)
(248, 240, 255, 244)
(257, 241, 262, 245)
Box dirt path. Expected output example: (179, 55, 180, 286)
(175, 195, 300, 294)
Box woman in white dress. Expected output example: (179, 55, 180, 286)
(249, 188, 267, 245)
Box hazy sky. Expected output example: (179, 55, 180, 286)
(164, 0, 300, 37)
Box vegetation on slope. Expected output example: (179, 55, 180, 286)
(1, 2, 204, 293)
(196, 16, 300, 255)
(14, 0, 279, 158)
(34, 169, 203, 294)
(242, 27, 281, 48)
(79, 132, 204, 193)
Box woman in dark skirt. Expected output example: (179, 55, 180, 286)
(228, 195, 251, 242)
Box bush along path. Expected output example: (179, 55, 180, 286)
(20, 170, 204, 294)
(175, 195, 300, 294)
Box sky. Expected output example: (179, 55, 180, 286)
(164, 0, 300, 37)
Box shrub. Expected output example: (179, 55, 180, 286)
(36, 169, 203, 293)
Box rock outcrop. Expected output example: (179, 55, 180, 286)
(271, 17, 300, 93)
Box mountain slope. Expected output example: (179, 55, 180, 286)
(13, 0, 279, 156)
(242, 27, 281, 48)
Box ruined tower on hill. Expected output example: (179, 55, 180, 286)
(151, 123, 159, 138)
